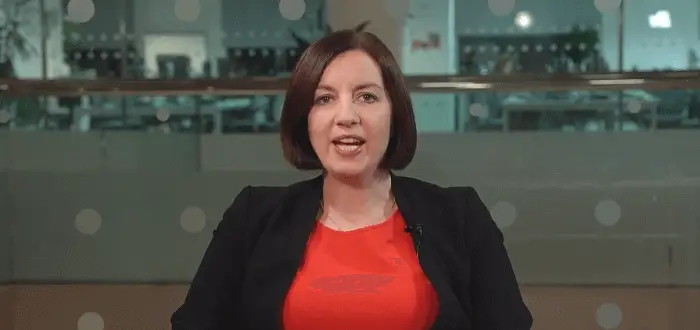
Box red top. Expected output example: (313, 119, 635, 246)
(283, 210, 439, 330)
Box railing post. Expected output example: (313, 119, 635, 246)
(615, 0, 625, 132)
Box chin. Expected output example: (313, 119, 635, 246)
(324, 161, 370, 178)
(326, 165, 366, 177)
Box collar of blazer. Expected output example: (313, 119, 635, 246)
(278, 172, 434, 234)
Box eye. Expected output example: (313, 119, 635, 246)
(314, 95, 333, 105)
(358, 93, 379, 103)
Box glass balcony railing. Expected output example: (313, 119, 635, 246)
(1, 71, 699, 133)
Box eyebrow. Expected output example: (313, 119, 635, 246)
(316, 83, 383, 93)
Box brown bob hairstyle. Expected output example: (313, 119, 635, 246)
(279, 28, 417, 171)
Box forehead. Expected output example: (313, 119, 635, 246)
(318, 50, 383, 88)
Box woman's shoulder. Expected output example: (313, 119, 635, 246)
(234, 181, 308, 209)
(225, 176, 323, 218)
(217, 178, 321, 237)
(243, 175, 323, 204)
(393, 175, 494, 237)
(392, 175, 483, 203)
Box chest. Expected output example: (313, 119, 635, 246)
(238, 215, 473, 330)
(283, 221, 438, 330)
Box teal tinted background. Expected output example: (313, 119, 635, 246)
(1, 0, 700, 329)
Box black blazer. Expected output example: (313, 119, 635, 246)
(171, 174, 533, 330)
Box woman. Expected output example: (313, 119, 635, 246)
(171, 29, 532, 330)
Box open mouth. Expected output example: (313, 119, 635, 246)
(332, 136, 366, 154)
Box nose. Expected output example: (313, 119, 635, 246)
(334, 97, 360, 127)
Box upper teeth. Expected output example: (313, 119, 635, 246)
(338, 138, 360, 143)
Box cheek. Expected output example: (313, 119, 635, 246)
(367, 110, 393, 150)
(307, 110, 329, 150)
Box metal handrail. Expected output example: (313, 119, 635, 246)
(1, 71, 700, 96)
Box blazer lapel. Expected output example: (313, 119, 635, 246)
(391, 174, 462, 330)
(282, 174, 324, 266)
(246, 174, 323, 329)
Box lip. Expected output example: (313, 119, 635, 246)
(332, 134, 366, 143)
(334, 143, 363, 156)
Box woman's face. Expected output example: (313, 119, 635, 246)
(308, 50, 392, 178)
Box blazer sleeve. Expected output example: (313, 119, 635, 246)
(171, 186, 253, 330)
(463, 187, 533, 330)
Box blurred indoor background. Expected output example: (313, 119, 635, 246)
(0, 0, 699, 329)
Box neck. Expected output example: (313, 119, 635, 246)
(322, 170, 392, 219)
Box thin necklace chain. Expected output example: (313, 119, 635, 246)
(320, 196, 396, 232)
